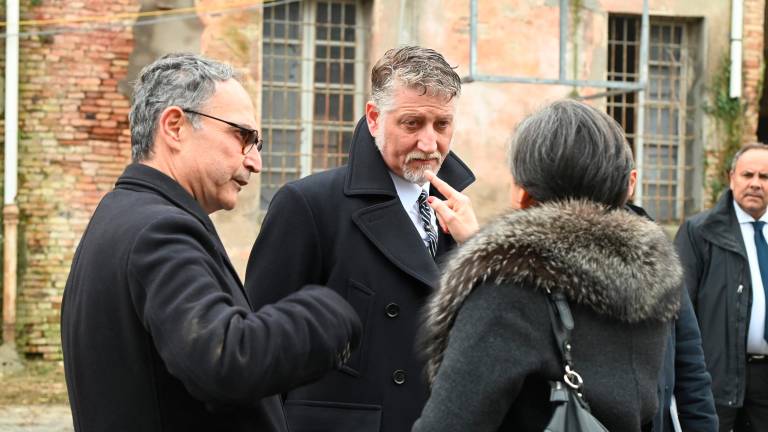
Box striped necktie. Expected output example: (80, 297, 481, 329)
(752, 221, 768, 343)
(418, 190, 438, 257)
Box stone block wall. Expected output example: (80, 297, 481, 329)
(14, 0, 137, 359)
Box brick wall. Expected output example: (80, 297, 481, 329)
(743, 0, 765, 142)
(15, 0, 138, 359)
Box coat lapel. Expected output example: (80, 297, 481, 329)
(352, 201, 439, 289)
(701, 189, 748, 258)
(116, 164, 252, 307)
(344, 116, 475, 290)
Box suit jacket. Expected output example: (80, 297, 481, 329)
(62, 163, 360, 432)
(244, 116, 475, 432)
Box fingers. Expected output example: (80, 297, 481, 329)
(425, 170, 456, 199)
(427, 196, 451, 234)
(427, 193, 479, 243)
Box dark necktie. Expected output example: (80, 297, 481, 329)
(418, 190, 437, 257)
(751, 221, 768, 343)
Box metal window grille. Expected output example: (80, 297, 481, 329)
(607, 15, 701, 222)
(260, 0, 365, 210)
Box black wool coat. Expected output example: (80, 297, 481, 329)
(674, 189, 754, 408)
(628, 204, 717, 432)
(62, 163, 360, 432)
(414, 200, 683, 432)
(244, 116, 475, 432)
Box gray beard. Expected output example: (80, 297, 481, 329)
(402, 164, 431, 184)
(374, 135, 442, 185)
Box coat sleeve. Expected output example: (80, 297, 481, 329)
(412, 283, 541, 432)
(127, 213, 361, 405)
(245, 182, 324, 307)
(674, 219, 705, 304)
(673, 291, 719, 431)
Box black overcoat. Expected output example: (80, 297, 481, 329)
(628, 204, 717, 432)
(62, 163, 360, 432)
(244, 116, 475, 432)
(674, 189, 753, 407)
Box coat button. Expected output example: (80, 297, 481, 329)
(392, 369, 406, 385)
(385, 303, 400, 318)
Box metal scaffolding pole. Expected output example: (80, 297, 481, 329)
(462, 0, 650, 94)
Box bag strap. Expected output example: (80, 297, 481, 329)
(545, 290, 584, 394)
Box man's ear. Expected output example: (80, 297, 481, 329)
(157, 106, 185, 153)
(365, 102, 380, 136)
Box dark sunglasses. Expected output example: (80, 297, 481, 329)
(182, 109, 263, 154)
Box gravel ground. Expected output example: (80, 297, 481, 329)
(0, 405, 73, 432)
(0, 347, 72, 431)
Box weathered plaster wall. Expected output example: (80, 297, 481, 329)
(385, 0, 746, 221)
(122, 0, 202, 95)
(199, 2, 263, 276)
(7, 0, 765, 358)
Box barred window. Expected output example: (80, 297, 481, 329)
(260, 0, 366, 210)
(607, 15, 703, 222)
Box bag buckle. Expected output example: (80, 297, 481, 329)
(563, 365, 583, 391)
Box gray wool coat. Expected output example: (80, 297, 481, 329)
(413, 200, 683, 432)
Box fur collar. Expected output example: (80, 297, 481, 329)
(424, 199, 682, 384)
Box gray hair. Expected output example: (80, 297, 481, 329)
(509, 99, 635, 208)
(370, 46, 461, 112)
(129, 53, 238, 162)
(730, 142, 768, 172)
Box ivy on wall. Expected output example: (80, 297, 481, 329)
(705, 55, 746, 204)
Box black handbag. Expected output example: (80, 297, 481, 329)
(543, 291, 609, 432)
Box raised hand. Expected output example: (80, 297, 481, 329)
(424, 169, 479, 243)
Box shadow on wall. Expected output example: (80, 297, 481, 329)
(120, 0, 204, 99)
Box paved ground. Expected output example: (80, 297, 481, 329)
(0, 405, 73, 432)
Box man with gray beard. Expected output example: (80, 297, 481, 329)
(244, 46, 476, 432)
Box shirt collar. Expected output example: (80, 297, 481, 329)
(733, 199, 768, 224)
(389, 172, 430, 206)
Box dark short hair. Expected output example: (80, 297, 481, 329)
(370, 46, 461, 111)
(509, 99, 634, 208)
(730, 143, 768, 172)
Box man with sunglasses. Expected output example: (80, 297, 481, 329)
(61, 53, 361, 432)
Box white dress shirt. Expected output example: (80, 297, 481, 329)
(389, 172, 437, 250)
(733, 200, 768, 354)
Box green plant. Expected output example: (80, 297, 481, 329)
(705, 55, 747, 205)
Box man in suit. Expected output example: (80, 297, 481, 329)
(244, 46, 476, 432)
(675, 143, 768, 431)
(61, 53, 361, 432)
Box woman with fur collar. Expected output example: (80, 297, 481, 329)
(412, 99, 683, 431)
